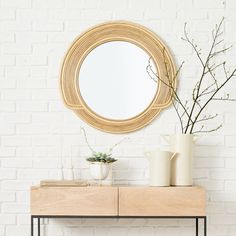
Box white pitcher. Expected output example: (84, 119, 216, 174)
(162, 134, 197, 186)
(145, 150, 176, 187)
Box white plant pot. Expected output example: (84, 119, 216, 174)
(89, 162, 110, 180)
(169, 134, 195, 186)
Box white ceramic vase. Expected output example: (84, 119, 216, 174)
(145, 150, 176, 186)
(89, 162, 110, 180)
(163, 134, 196, 186)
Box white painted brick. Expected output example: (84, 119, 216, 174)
(32, 89, 59, 100)
(6, 226, 30, 236)
(0, 55, 15, 65)
(177, 9, 208, 20)
(0, 226, 4, 235)
(0, 214, 16, 225)
(0, 124, 15, 135)
(226, 158, 236, 168)
(16, 79, 46, 89)
(1, 181, 31, 191)
(33, 0, 65, 8)
(0, 20, 31, 31)
(211, 192, 236, 202)
(3, 113, 31, 124)
(0, 192, 15, 202)
(6, 66, 29, 77)
(226, 136, 236, 147)
(195, 157, 225, 168)
(48, 32, 75, 42)
(226, 203, 236, 213)
(195, 180, 224, 191)
(226, 0, 236, 8)
(100, 0, 128, 10)
(16, 123, 50, 134)
(30, 67, 48, 77)
(225, 181, 236, 191)
(2, 43, 31, 54)
(113, 10, 144, 21)
(0, 169, 16, 179)
(2, 136, 31, 146)
(49, 9, 83, 20)
(16, 191, 29, 203)
(65, 0, 100, 9)
(0, 9, 15, 20)
(194, 0, 225, 8)
(33, 158, 61, 168)
(16, 101, 48, 112)
(16, 55, 47, 66)
(16, 9, 49, 20)
(32, 135, 61, 146)
(32, 20, 63, 31)
(0, 101, 15, 112)
(17, 214, 30, 225)
(18, 169, 49, 180)
(16, 32, 47, 43)
(0, 79, 16, 89)
(211, 215, 236, 225)
(82, 10, 112, 20)
(1, 0, 31, 8)
(225, 113, 236, 124)
(16, 147, 33, 157)
(211, 170, 236, 180)
(32, 113, 63, 123)
(128, 0, 160, 10)
(0, 32, 15, 42)
(0, 147, 15, 157)
(207, 202, 225, 214)
(1, 158, 32, 168)
(2, 89, 31, 100)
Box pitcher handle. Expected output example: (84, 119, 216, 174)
(170, 152, 177, 160)
(193, 135, 198, 143)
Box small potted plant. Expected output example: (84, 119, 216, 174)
(81, 127, 128, 181)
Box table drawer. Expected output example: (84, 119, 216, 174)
(31, 186, 118, 216)
(119, 186, 206, 216)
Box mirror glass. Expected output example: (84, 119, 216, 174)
(78, 41, 158, 120)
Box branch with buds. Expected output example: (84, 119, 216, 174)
(147, 17, 236, 134)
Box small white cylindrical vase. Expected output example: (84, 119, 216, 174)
(170, 134, 194, 186)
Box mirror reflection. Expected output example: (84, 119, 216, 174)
(78, 41, 158, 120)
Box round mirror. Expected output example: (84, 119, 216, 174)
(61, 21, 176, 133)
(78, 41, 158, 120)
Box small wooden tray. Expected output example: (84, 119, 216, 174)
(40, 180, 88, 187)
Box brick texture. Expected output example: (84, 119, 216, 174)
(0, 0, 236, 235)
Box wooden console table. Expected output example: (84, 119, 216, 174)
(30, 186, 207, 236)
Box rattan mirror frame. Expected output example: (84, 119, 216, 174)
(60, 21, 176, 133)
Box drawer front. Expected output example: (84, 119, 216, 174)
(119, 187, 206, 216)
(31, 186, 118, 216)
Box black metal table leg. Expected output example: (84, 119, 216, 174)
(31, 216, 34, 236)
(204, 217, 207, 236)
(30, 215, 207, 236)
(196, 218, 198, 236)
(38, 218, 40, 236)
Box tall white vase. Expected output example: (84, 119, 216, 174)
(169, 134, 194, 186)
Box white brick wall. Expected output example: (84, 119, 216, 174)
(0, 0, 236, 235)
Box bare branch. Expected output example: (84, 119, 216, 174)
(192, 124, 223, 134)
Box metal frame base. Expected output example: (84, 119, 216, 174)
(31, 215, 207, 236)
